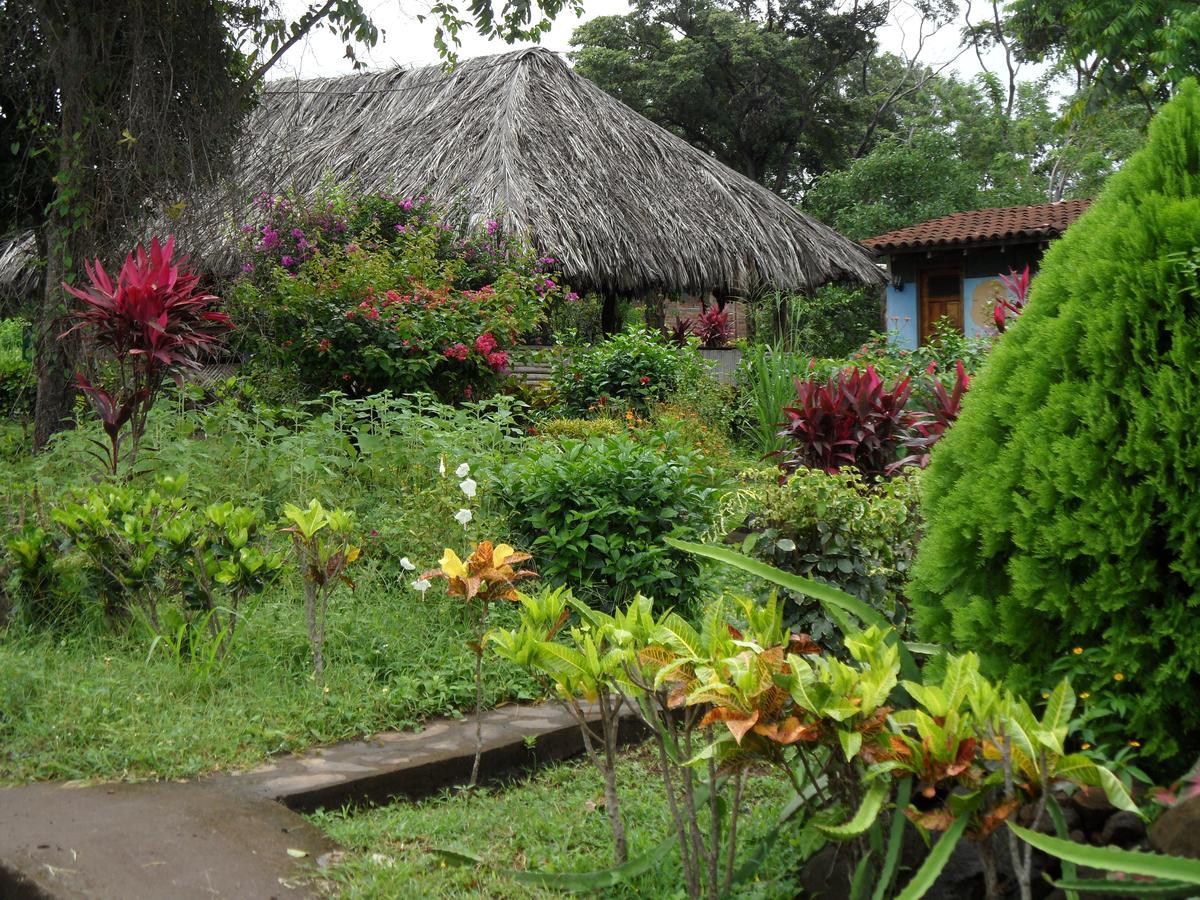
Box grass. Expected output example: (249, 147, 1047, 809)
(0, 382, 765, 785)
(0, 565, 539, 783)
(309, 748, 806, 898)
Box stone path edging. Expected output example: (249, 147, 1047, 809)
(0, 700, 642, 899)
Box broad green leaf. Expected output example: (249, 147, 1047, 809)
(1008, 824, 1200, 884)
(538, 643, 599, 688)
(1052, 878, 1199, 896)
(817, 779, 889, 840)
(1037, 678, 1075, 752)
(894, 813, 969, 900)
(653, 613, 703, 658)
(941, 653, 978, 713)
(664, 538, 884, 630)
(871, 777, 912, 900)
(1055, 758, 1140, 815)
(838, 729, 863, 762)
(664, 538, 923, 683)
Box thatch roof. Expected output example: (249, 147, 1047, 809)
(1, 48, 881, 300)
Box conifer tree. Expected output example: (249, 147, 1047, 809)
(909, 81, 1200, 766)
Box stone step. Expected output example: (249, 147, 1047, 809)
(218, 700, 641, 812)
(0, 700, 643, 898)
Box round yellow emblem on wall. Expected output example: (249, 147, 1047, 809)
(970, 279, 1006, 329)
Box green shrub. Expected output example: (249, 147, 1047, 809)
(909, 82, 1200, 768)
(534, 417, 625, 441)
(499, 432, 717, 606)
(550, 330, 705, 415)
(746, 468, 919, 644)
(228, 191, 568, 401)
(752, 285, 882, 357)
(0, 318, 32, 417)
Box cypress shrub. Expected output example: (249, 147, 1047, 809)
(908, 81, 1200, 767)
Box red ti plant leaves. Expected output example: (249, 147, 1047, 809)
(775, 365, 912, 480)
(61, 236, 232, 476)
(993, 264, 1030, 333)
(62, 236, 232, 371)
(889, 360, 970, 474)
(692, 302, 732, 349)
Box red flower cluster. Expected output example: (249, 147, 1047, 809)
(444, 343, 470, 361)
(474, 332, 498, 355)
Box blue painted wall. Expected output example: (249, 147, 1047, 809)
(884, 282, 919, 349)
(882, 245, 1044, 349)
(963, 275, 1002, 338)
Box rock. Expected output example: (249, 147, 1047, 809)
(1098, 810, 1146, 848)
(797, 843, 854, 899)
(1150, 795, 1200, 860)
(1070, 786, 1118, 835)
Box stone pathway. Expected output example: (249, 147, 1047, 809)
(0, 700, 639, 898)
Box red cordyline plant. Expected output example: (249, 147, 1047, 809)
(62, 236, 232, 476)
(776, 365, 912, 480)
(993, 265, 1030, 333)
(888, 360, 971, 474)
(692, 302, 732, 348)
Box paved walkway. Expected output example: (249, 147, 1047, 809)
(0, 700, 639, 898)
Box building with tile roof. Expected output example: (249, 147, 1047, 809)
(861, 200, 1091, 347)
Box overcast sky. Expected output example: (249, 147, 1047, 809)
(272, 0, 1042, 85)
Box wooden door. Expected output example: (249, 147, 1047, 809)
(919, 268, 964, 343)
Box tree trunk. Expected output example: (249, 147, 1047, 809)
(32, 6, 84, 451)
(32, 215, 77, 451)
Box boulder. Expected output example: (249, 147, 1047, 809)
(1150, 795, 1200, 860)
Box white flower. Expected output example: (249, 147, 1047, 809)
(454, 508, 473, 527)
(400, 557, 416, 571)
(455, 462, 470, 478)
(412, 578, 431, 593)
(459, 477, 477, 499)
(438, 455, 446, 477)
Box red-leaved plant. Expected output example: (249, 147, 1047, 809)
(993, 265, 1030, 333)
(62, 236, 232, 476)
(666, 316, 695, 348)
(692, 302, 732, 349)
(776, 365, 911, 479)
(888, 360, 970, 473)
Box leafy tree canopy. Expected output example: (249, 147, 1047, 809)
(570, 0, 893, 197)
(1006, 0, 1200, 109)
(803, 71, 1145, 239)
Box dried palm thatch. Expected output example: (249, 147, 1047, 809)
(0, 231, 40, 311)
(1, 48, 882, 300)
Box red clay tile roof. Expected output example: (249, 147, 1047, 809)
(860, 200, 1091, 253)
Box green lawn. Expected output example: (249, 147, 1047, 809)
(310, 748, 805, 898)
(0, 576, 538, 783)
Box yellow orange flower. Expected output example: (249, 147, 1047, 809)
(1113, 672, 1125, 681)
(1080, 691, 1091, 699)
(439, 548, 468, 579)
(1073, 647, 1083, 655)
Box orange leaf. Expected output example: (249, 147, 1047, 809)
(699, 707, 760, 745)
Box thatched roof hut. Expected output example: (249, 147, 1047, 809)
(1, 48, 881, 302)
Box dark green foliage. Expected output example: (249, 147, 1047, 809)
(746, 468, 918, 644)
(500, 432, 717, 607)
(754, 284, 882, 358)
(551, 330, 705, 416)
(0, 318, 31, 417)
(909, 82, 1200, 766)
